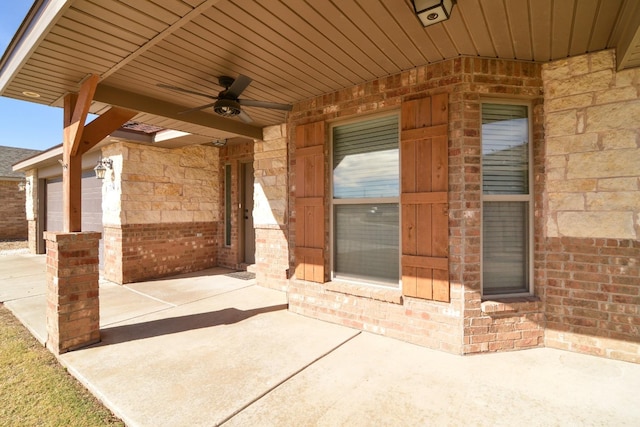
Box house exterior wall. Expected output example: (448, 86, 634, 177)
(286, 56, 545, 354)
(0, 179, 28, 240)
(254, 124, 290, 291)
(102, 142, 218, 284)
(542, 50, 640, 363)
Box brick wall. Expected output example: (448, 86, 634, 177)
(544, 238, 640, 362)
(45, 231, 101, 354)
(288, 56, 545, 354)
(0, 180, 28, 240)
(542, 50, 640, 363)
(104, 222, 216, 284)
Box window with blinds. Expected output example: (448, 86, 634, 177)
(332, 115, 399, 286)
(481, 103, 532, 296)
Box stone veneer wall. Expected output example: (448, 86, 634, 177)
(102, 142, 219, 284)
(288, 57, 545, 354)
(542, 50, 640, 363)
(0, 179, 28, 240)
(24, 171, 40, 253)
(217, 140, 253, 269)
(254, 125, 290, 291)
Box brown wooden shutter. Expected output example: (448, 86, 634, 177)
(294, 121, 326, 283)
(401, 94, 450, 302)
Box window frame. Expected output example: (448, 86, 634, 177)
(224, 163, 232, 247)
(329, 111, 402, 288)
(480, 99, 534, 298)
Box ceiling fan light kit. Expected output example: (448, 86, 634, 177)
(213, 99, 241, 117)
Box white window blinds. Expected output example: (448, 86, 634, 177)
(332, 115, 400, 286)
(482, 103, 531, 295)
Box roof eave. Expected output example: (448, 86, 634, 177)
(0, 0, 73, 97)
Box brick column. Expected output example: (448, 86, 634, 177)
(44, 231, 101, 354)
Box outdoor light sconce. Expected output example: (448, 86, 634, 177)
(18, 179, 27, 191)
(412, 0, 454, 26)
(94, 157, 113, 180)
(211, 138, 227, 147)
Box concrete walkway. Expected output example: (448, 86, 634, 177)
(1, 253, 640, 426)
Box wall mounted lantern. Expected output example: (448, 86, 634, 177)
(18, 179, 27, 191)
(412, 0, 454, 26)
(94, 157, 113, 180)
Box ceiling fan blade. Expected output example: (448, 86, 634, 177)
(157, 83, 218, 100)
(238, 99, 292, 111)
(237, 109, 253, 124)
(178, 102, 217, 114)
(226, 74, 252, 98)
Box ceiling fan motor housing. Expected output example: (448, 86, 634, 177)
(214, 98, 241, 117)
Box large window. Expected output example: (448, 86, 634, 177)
(481, 102, 533, 296)
(332, 114, 399, 286)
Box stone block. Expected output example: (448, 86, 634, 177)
(600, 130, 637, 150)
(161, 210, 193, 223)
(263, 124, 284, 140)
(546, 155, 566, 169)
(125, 210, 161, 224)
(557, 211, 635, 239)
(545, 70, 612, 98)
(548, 193, 584, 211)
(567, 149, 640, 179)
(154, 183, 183, 196)
(586, 101, 640, 132)
(568, 55, 590, 76)
(586, 192, 640, 210)
(545, 110, 577, 137)
(546, 93, 594, 112)
(597, 178, 637, 191)
(546, 134, 599, 155)
(547, 178, 599, 193)
(589, 49, 615, 72)
(542, 59, 570, 80)
(595, 87, 638, 105)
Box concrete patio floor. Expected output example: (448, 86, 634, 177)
(1, 253, 640, 426)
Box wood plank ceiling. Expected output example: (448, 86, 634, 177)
(1, 0, 639, 142)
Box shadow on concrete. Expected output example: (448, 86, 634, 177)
(99, 304, 288, 345)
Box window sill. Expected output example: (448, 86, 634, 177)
(481, 296, 541, 315)
(325, 281, 403, 305)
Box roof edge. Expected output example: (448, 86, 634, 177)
(12, 144, 62, 172)
(0, 0, 73, 96)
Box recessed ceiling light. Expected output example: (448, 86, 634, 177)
(22, 91, 41, 98)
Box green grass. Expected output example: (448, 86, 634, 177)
(0, 304, 124, 427)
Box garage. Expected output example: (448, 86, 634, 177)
(46, 171, 104, 269)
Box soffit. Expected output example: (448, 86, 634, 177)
(1, 0, 639, 141)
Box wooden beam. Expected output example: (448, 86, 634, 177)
(66, 74, 99, 156)
(77, 107, 137, 156)
(62, 93, 81, 232)
(93, 84, 263, 140)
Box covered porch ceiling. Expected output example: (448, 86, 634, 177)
(1, 0, 639, 143)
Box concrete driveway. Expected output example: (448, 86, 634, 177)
(1, 253, 640, 426)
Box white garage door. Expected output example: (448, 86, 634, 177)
(46, 171, 104, 269)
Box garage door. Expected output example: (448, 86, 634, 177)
(46, 171, 104, 269)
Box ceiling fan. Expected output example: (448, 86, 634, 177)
(157, 74, 292, 124)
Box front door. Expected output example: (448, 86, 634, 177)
(242, 162, 255, 264)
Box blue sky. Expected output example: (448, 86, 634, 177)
(0, 2, 64, 151)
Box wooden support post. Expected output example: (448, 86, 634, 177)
(60, 74, 135, 231)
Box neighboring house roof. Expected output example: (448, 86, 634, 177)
(0, 145, 41, 179)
